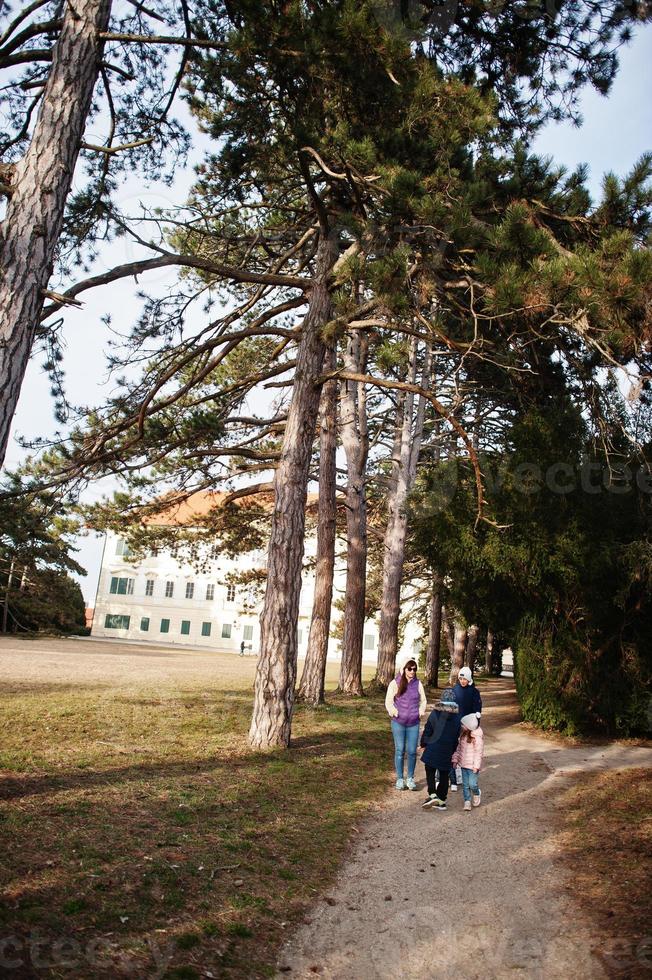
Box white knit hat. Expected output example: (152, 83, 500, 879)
(460, 713, 479, 730)
(396, 650, 418, 672)
(458, 666, 473, 684)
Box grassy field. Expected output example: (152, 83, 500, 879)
(557, 767, 652, 979)
(0, 637, 394, 979)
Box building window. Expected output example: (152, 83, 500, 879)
(105, 614, 130, 629)
(180, 620, 191, 635)
(205, 584, 215, 601)
(140, 617, 150, 632)
(226, 584, 236, 602)
(297, 629, 303, 645)
(115, 538, 131, 557)
(165, 581, 174, 598)
(145, 579, 154, 597)
(160, 618, 170, 634)
(243, 625, 253, 642)
(221, 623, 232, 639)
(201, 622, 212, 637)
(363, 634, 375, 650)
(185, 582, 194, 599)
(109, 577, 134, 596)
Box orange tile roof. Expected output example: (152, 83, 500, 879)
(145, 489, 320, 527)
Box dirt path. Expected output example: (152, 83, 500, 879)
(277, 682, 652, 980)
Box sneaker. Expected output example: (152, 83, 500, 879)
(406, 777, 417, 791)
(434, 800, 447, 810)
(472, 790, 482, 807)
(450, 783, 458, 792)
(463, 800, 472, 812)
(396, 778, 405, 790)
(422, 795, 438, 808)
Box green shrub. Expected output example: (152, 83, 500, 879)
(515, 615, 651, 736)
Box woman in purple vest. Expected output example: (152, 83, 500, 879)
(385, 653, 427, 790)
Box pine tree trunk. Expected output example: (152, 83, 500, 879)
(2, 559, 15, 634)
(443, 605, 455, 658)
(249, 234, 337, 748)
(465, 623, 479, 670)
(0, 0, 112, 466)
(449, 620, 467, 684)
(424, 574, 443, 687)
(297, 344, 337, 706)
(485, 627, 494, 674)
(376, 339, 431, 686)
(338, 331, 368, 696)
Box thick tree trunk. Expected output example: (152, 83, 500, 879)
(338, 331, 368, 696)
(465, 623, 479, 670)
(485, 627, 494, 674)
(0, 0, 112, 466)
(449, 620, 467, 684)
(249, 234, 337, 748)
(424, 573, 443, 687)
(297, 344, 337, 706)
(376, 339, 431, 686)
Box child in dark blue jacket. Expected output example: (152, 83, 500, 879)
(420, 690, 460, 811)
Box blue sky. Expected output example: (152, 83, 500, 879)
(6, 25, 652, 604)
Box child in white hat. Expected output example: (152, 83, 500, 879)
(451, 713, 484, 812)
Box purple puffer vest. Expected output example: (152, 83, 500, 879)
(394, 675, 420, 727)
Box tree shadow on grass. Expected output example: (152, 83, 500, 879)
(0, 740, 390, 978)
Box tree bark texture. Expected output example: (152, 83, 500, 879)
(338, 330, 369, 696)
(249, 234, 337, 748)
(443, 605, 455, 659)
(2, 558, 15, 634)
(465, 623, 479, 670)
(424, 573, 443, 687)
(376, 339, 431, 686)
(485, 627, 494, 674)
(449, 620, 467, 684)
(297, 343, 337, 706)
(0, 0, 112, 466)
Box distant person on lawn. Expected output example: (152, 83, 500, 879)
(449, 666, 482, 792)
(420, 689, 461, 811)
(385, 653, 427, 791)
(452, 713, 485, 812)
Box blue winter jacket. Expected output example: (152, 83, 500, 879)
(420, 704, 461, 770)
(451, 681, 482, 718)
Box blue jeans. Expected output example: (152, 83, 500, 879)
(460, 767, 480, 802)
(391, 720, 419, 780)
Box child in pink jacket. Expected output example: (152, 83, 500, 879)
(451, 713, 484, 812)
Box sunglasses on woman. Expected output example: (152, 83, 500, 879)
(405, 666, 417, 672)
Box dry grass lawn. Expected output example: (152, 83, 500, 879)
(557, 767, 652, 978)
(0, 636, 388, 979)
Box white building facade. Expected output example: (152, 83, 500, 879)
(92, 504, 424, 666)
